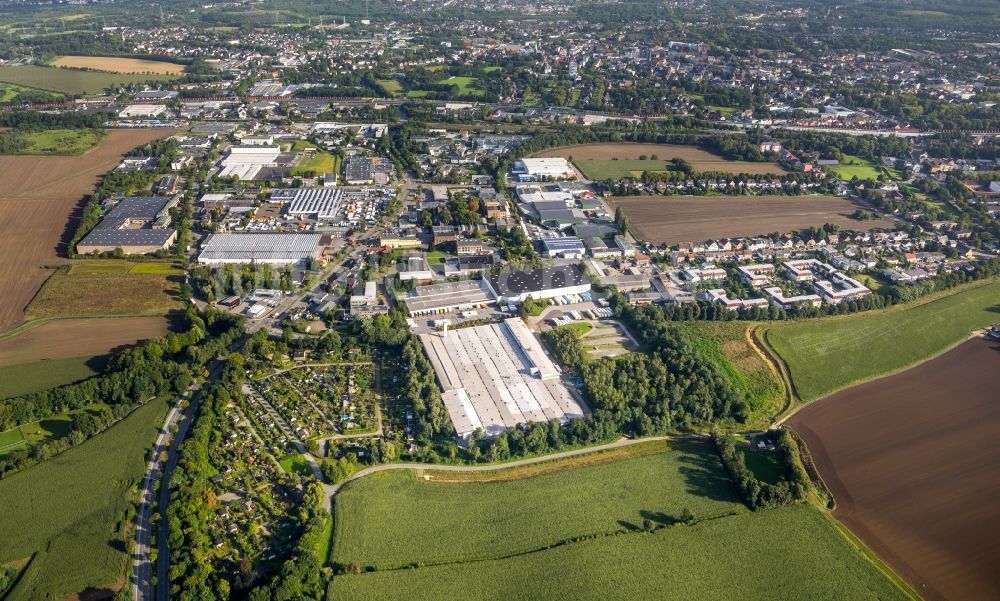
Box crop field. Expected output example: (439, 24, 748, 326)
(608, 195, 896, 244)
(0, 128, 172, 332)
(0, 355, 105, 398)
(0, 395, 171, 600)
(680, 321, 784, 428)
(764, 279, 1000, 401)
(789, 338, 1000, 601)
(533, 143, 786, 176)
(0, 65, 177, 95)
(329, 438, 909, 600)
(51, 55, 186, 75)
(0, 316, 169, 367)
(25, 261, 182, 319)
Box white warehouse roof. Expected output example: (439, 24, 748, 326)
(198, 233, 323, 264)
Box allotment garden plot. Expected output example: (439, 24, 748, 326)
(250, 364, 379, 452)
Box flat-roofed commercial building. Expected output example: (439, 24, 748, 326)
(198, 233, 323, 264)
(419, 318, 587, 440)
(286, 188, 343, 219)
(403, 279, 496, 316)
(486, 265, 590, 303)
(219, 146, 282, 180)
(511, 158, 575, 182)
(77, 196, 178, 255)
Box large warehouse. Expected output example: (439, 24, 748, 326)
(77, 196, 178, 255)
(486, 265, 591, 303)
(511, 158, 575, 182)
(403, 280, 496, 316)
(419, 318, 587, 441)
(219, 146, 282, 180)
(286, 188, 343, 219)
(198, 233, 323, 264)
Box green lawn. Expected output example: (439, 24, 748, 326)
(0, 428, 24, 448)
(0, 65, 178, 95)
(279, 453, 314, 476)
(425, 250, 447, 265)
(0, 355, 105, 398)
(558, 321, 594, 337)
(828, 155, 899, 181)
(292, 151, 339, 177)
(16, 128, 105, 155)
(331, 440, 743, 569)
(765, 279, 1000, 401)
(376, 79, 403, 96)
(0, 395, 171, 599)
(741, 447, 784, 485)
(573, 158, 675, 180)
(0, 81, 63, 103)
(326, 434, 915, 600)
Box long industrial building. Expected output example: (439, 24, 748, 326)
(219, 146, 282, 180)
(286, 188, 343, 219)
(77, 196, 178, 255)
(419, 318, 587, 441)
(198, 233, 323, 264)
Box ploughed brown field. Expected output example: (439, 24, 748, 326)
(609, 195, 895, 243)
(0, 316, 170, 367)
(0, 129, 172, 332)
(533, 142, 787, 175)
(789, 337, 1000, 601)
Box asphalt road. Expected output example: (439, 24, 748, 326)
(132, 359, 224, 601)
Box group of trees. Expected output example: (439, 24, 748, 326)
(713, 431, 810, 510)
(0, 308, 243, 477)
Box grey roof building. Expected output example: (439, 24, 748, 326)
(77, 196, 178, 255)
(198, 233, 323, 264)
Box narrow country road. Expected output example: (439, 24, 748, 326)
(133, 359, 224, 601)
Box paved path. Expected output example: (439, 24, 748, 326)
(322, 435, 680, 511)
(133, 359, 223, 601)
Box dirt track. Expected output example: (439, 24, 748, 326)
(610, 195, 895, 243)
(0, 129, 171, 332)
(789, 337, 1000, 601)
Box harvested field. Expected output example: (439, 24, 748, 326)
(609, 195, 895, 244)
(789, 337, 1000, 601)
(534, 143, 786, 176)
(0, 129, 172, 332)
(51, 56, 186, 75)
(0, 316, 169, 367)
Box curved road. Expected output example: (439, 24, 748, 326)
(322, 435, 682, 509)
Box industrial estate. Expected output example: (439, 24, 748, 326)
(0, 1, 998, 601)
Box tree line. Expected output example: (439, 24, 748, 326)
(0, 308, 244, 477)
(713, 431, 810, 510)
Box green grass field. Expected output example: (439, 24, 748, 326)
(828, 155, 900, 181)
(0, 395, 171, 599)
(279, 453, 313, 476)
(0, 355, 106, 398)
(765, 279, 1000, 401)
(0, 65, 178, 95)
(680, 322, 784, 428)
(292, 151, 339, 177)
(328, 440, 911, 601)
(331, 440, 742, 569)
(407, 75, 483, 98)
(329, 506, 908, 601)
(376, 79, 403, 96)
(15, 128, 105, 155)
(0, 81, 63, 103)
(573, 158, 675, 180)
